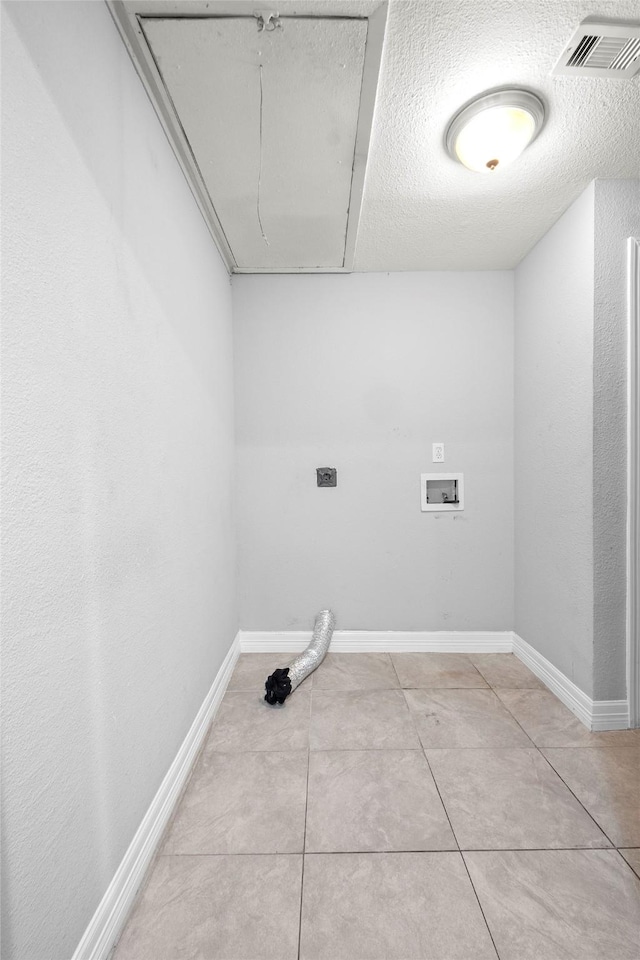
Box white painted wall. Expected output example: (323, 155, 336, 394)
(1, 5, 236, 959)
(514, 184, 596, 696)
(592, 180, 640, 700)
(515, 180, 640, 702)
(233, 272, 514, 631)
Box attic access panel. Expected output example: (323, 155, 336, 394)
(139, 15, 368, 271)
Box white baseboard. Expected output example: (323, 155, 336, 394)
(512, 633, 629, 731)
(239, 629, 514, 653)
(72, 633, 241, 960)
(590, 699, 631, 731)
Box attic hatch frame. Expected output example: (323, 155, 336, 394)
(107, 0, 388, 275)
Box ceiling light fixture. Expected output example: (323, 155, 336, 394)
(445, 88, 545, 173)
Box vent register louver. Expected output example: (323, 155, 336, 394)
(553, 19, 640, 78)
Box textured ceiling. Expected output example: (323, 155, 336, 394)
(114, 0, 640, 271)
(355, 0, 640, 270)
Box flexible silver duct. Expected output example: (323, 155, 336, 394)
(264, 609, 335, 705)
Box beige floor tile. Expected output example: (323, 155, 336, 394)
(305, 750, 456, 853)
(542, 747, 640, 846)
(228, 653, 312, 692)
(468, 653, 545, 689)
(426, 748, 611, 850)
(619, 848, 640, 878)
(391, 653, 488, 688)
(206, 689, 310, 752)
(313, 652, 399, 690)
(299, 852, 497, 960)
(310, 689, 420, 750)
(404, 688, 533, 748)
(163, 750, 308, 854)
(496, 689, 640, 748)
(465, 849, 640, 960)
(114, 855, 302, 960)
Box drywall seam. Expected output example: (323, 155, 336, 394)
(71, 634, 240, 960)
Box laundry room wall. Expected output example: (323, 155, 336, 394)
(515, 178, 640, 702)
(1, 4, 237, 958)
(514, 183, 595, 695)
(592, 179, 640, 700)
(233, 271, 514, 632)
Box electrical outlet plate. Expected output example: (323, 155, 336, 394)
(421, 473, 464, 512)
(432, 442, 445, 463)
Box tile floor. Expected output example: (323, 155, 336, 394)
(114, 652, 640, 960)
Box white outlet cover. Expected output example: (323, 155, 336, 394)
(432, 442, 445, 463)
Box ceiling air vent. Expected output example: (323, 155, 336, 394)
(553, 19, 640, 78)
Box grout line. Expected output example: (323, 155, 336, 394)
(389, 653, 403, 689)
(520, 744, 640, 751)
(494, 695, 620, 847)
(454, 845, 615, 854)
(535, 750, 617, 847)
(404, 704, 459, 851)
(303, 847, 459, 855)
(159, 845, 624, 858)
(310, 684, 513, 692)
(482, 691, 538, 747)
(297, 694, 312, 960)
(419, 739, 502, 960)
(207, 747, 424, 754)
(459, 851, 502, 960)
(160, 851, 304, 857)
(420, 752, 459, 855)
(616, 849, 640, 880)
(206, 744, 623, 753)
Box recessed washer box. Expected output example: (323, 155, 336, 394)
(421, 473, 464, 512)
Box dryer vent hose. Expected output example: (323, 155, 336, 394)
(264, 609, 335, 705)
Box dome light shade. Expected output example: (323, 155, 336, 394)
(445, 88, 545, 173)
